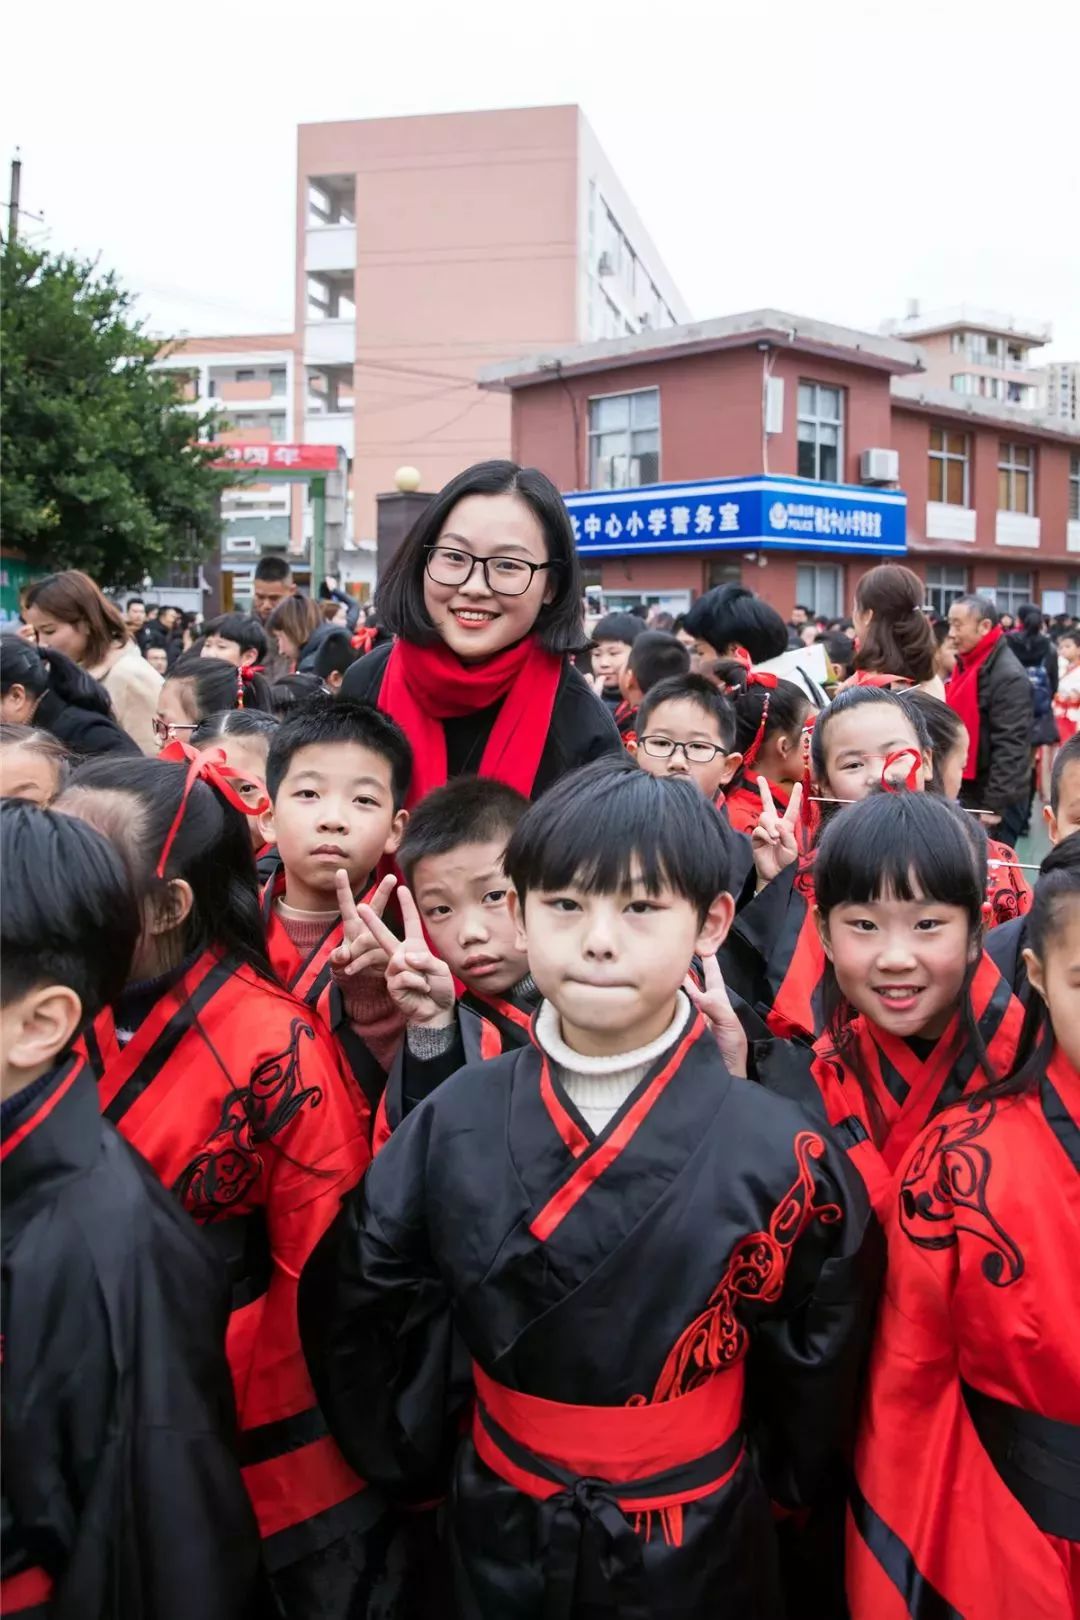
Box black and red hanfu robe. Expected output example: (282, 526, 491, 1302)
(300, 1011, 880, 1618)
(78, 951, 382, 1604)
(261, 867, 392, 1114)
(847, 1045, 1080, 1618)
(810, 952, 1025, 1216)
(372, 983, 537, 1151)
(1, 1055, 261, 1620)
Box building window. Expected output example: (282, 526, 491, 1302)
(928, 428, 969, 506)
(1066, 573, 1080, 618)
(924, 564, 969, 616)
(235, 369, 255, 383)
(998, 442, 1034, 513)
(994, 570, 1034, 616)
(797, 383, 843, 482)
(796, 563, 843, 619)
(588, 389, 660, 489)
(269, 367, 287, 392)
(1070, 453, 1080, 522)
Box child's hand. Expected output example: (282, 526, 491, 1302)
(751, 779, 802, 888)
(356, 885, 456, 1029)
(684, 954, 748, 1079)
(330, 871, 398, 981)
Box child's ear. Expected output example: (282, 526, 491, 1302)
(149, 878, 194, 937)
(257, 802, 276, 847)
(695, 891, 735, 956)
(1022, 946, 1047, 1005)
(6, 985, 83, 1075)
(720, 751, 743, 786)
(506, 887, 528, 952)
(813, 905, 834, 961)
(1044, 803, 1060, 845)
(384, 807, 408, 856)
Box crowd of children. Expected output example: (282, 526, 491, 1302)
(2, 460, 1077, 1620)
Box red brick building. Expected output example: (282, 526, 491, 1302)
(480, 310, 1080, 621)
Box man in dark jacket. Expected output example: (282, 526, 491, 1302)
(946, 594, 1034, 847)
(0, 801, 262, 1620)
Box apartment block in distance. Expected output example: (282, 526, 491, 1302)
(881, 303, 1050, 410)
(162, 106, 687, 606)
(1042, 361, 1080, 423)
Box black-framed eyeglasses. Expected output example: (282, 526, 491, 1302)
(639, 735, 726, 764)
(152, 716, 198, 743)
(424, 545, 554, 599)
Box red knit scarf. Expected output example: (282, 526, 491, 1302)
(378, 635, 563, 805)
(946, 626, 1003, 780)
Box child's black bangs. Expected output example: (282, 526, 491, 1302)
(505, 761, 730, 917)
(816, 792, 983, 916)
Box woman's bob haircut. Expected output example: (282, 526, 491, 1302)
(374, 460, 586, 654)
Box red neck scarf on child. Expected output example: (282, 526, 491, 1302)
(946, 625, 1003, 780)
(379, 634, 563, 805)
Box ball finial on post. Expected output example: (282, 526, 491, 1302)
(394, 465, 421, 493)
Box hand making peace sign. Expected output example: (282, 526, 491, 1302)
(330, 870, 398, 982)
(684, 953, 748, 1079)
(355, 884, 457, 1029)
(751, 779, 803, 888)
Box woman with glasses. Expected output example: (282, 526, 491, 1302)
(0, 635, 139, 758)
(152, 653, 274, 749)
(21, 570, 163, 754)
(340, 460, 621, 804)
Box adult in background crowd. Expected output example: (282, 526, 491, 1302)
(341, 459, 621, 804)
(0, 637, 140, 758)
(21, 570, 162, 754)
(251, 555, 296, 623)
(850, 562, 944, 696)
(787, 601, 812, 646)
(683, 583, 790, 667)
(945, 593, 1033, 847)
(1008, 602, 1060, 818)
(142, 604, 184, 669)
(267, 594, 339, 674)
(124, 596, 150, 652)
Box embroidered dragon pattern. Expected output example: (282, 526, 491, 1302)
(173, 1018, 323, 1219)
(628, 1132, 843, 1547)
(898, 1096, 1024, 1286)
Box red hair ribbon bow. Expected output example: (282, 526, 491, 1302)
(730, 644, 753, 671)
(880, 747, 922, 793)
(742, 672, 779, 768)
(351, 626, 377, 656)
(156, 740, 269, 878)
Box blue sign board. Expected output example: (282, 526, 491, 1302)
(563, 475, 906, 557)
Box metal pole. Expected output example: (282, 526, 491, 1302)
(311, 474, 326, 596)
(7, 150, 21, 249)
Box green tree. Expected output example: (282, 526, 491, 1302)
(1, 240, 234, 587)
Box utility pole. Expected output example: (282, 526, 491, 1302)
(7, 149, 21, 249)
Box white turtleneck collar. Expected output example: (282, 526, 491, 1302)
(534, 991, 692, 1136)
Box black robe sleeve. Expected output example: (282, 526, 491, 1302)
(300, 1099, 465, 1502)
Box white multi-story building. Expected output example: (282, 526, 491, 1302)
(1041, 361, 1080, 423)
(881, 304, 1051, 411)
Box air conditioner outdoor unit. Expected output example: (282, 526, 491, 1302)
(860, 447, 899, 484)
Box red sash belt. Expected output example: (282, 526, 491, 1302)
(472, 1362, 746, 1619)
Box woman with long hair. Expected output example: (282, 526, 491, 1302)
(0, 636, 139, 759)
(266, 594, 326, 674)
(22, 569, 163, 753)
(339, 459, 621, 804)
(849, 563, 943, 696)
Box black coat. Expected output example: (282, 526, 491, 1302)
(33, 690, 141, 760)
(1, 1056, 262, 1620)
(1008, 628, 1060, 746)
(340, 639, 623, 796)
(956, 636, 1034, 812)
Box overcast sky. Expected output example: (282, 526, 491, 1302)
(4, 0, 1078, 359)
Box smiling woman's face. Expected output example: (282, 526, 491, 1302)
(421, 492, 553, 662)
